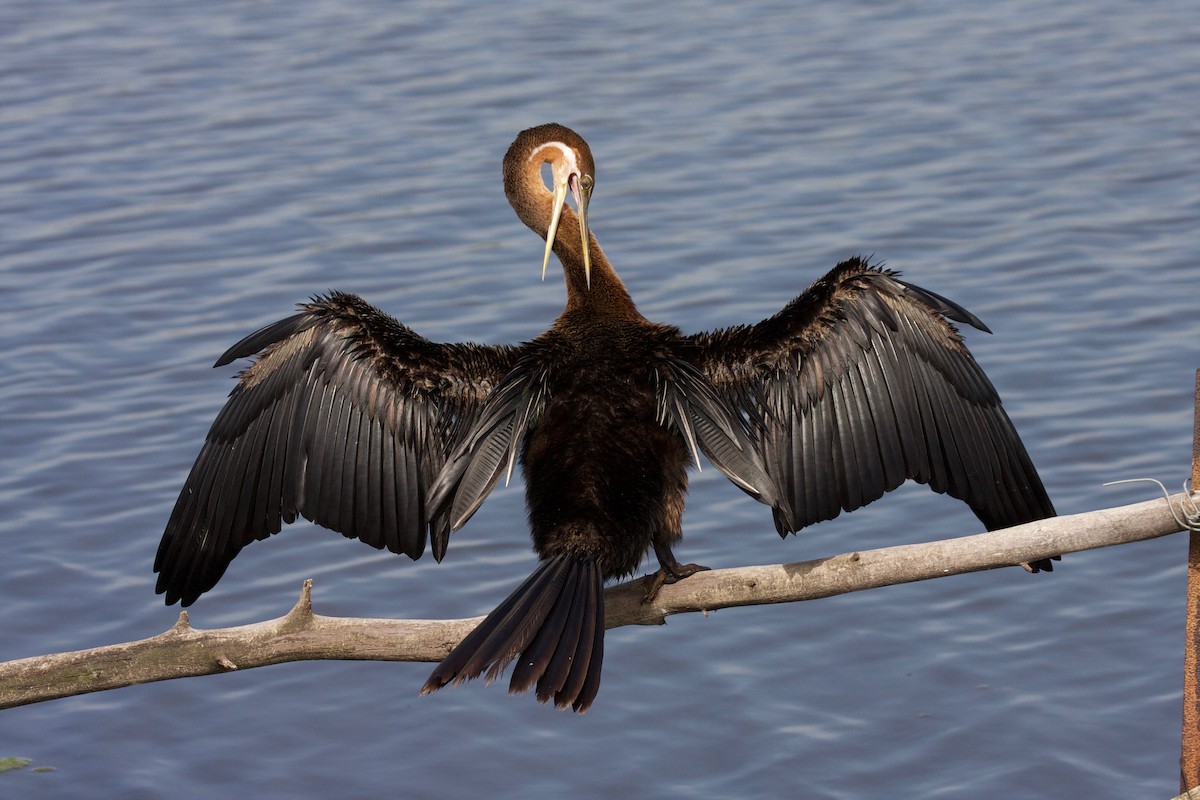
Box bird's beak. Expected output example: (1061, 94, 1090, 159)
(541, 179, 568, 282)
(540, 173, 593, 289)
(573, 174, 591, 289)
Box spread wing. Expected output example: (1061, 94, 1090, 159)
(427, 356, 552, 536)
(154, 291, 517, 606)
(653, 357, 779, 508)
(686, 258, 1056, 567)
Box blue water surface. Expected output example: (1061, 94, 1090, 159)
(2, 2, 1198, 797)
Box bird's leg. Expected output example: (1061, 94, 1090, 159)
(642, 539, 709, 604)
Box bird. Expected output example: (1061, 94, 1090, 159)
(154, 123, 1056, 713)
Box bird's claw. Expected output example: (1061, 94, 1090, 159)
(641, 563, 710, 604)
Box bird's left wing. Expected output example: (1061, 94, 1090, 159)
(427, 357, 551, 535)
(154, 292, 517, 606)
(684, 258, 1056, 566)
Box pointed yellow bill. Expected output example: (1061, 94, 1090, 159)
(541, 171, 592, 288)
(541, 180, 568, 281)
(576, 179, 590, 289)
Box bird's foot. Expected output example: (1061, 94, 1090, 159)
(641, 563, 709, 604)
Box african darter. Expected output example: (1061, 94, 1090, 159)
(155, 123, 1056, 712)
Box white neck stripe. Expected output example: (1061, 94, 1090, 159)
(528, 141, 579, 175)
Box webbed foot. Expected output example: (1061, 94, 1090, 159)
(641, 562, 710, 604)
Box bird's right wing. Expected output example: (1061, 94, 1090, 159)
(684, 258, 1056, 565)
(154, 291, 517, 606)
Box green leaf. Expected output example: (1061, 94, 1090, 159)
(0, 757, 31, 774)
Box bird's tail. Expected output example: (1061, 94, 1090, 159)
(421, 552, 605, 712)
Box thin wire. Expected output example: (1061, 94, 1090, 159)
(1103, 477, 1200, 532)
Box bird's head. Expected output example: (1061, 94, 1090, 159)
(504, 123, 595, 288)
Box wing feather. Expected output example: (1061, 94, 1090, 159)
(427, 359, 552, 539)
(685, 257, 1056, 566)
(154, 291, 516, 606)
(654, 358, 779, 508)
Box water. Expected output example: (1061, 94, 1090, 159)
(2, 1, 1198, 797)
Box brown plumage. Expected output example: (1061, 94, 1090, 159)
(155, 123, 1055, 712)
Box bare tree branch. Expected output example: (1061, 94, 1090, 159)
(0, 493, 1189, 711)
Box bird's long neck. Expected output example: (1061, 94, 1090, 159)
(508, 167, 640, 319)
(556, 214, 637, 317)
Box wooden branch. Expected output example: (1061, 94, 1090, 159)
(0, 492, 1190, 711)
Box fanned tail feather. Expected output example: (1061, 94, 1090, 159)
(421, 553, 605, 712)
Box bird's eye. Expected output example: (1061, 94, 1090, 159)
(581, 175, 594, 191)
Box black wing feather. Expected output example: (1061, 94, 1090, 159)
(427, 358, 552, 540)
(154, 292, 516, 606)
(655, 358, 781, 512)
(686, 257, 1056, 567)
